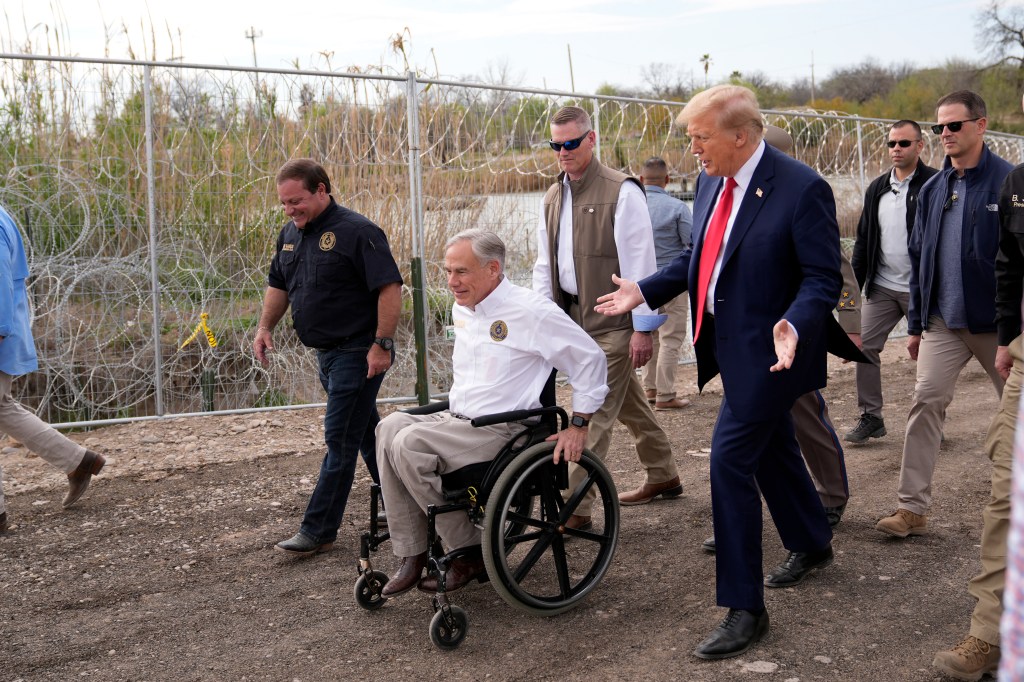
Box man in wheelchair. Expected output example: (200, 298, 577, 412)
(376, 229, 609, 597)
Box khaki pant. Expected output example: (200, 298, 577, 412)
(857, 285, 910, 418)
(792, 390, 848, 508)
(0, 371, 86, 514)
(642, 295, 690, 402)
(968, 334, 1023, 645)
(897, 317, 1004, 514)
(376, 410, 525, 557)
(569, 325, 677, 515)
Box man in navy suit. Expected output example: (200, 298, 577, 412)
(595, 84, 841, 659)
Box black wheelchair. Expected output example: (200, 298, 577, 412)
(354, 378, 620, 650)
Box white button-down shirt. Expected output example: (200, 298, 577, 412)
(705, 140, 766, 315)
(532, 176, 661, 329)
(450, 277, 609, 419)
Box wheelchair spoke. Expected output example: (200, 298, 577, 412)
(560, 468, 600, 522)
(549, 534, 573, 599)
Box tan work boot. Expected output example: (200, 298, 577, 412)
(875, 508, 927, 538)
(932, 635, 999, 681)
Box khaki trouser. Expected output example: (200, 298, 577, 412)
(569, 324, 677, 516)
(0, 371, 86, 515)
(856, 285, 910, 418)
(897, 316, 1004, 514)
(791, 390, 848, 508)
(968, 334, 1023, 646)
(376, 410, 525, 557)
(642, 295, 690, 402)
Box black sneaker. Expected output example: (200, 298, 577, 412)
(844, 413, 886, 443)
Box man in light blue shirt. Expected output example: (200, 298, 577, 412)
(0, 204, 105, 533)
(640, 157, 693, 410)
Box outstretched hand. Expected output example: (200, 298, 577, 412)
(594, 274, 644, 316)
(770, 319, 797, 372)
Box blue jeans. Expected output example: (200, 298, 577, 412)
(299, 337, 387, 544)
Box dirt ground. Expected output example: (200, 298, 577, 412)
(0, 344, 1007, 681)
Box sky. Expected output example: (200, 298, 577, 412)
(0, 0, 1000, 95)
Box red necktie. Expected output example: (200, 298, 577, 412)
(694, 177, 737, 342)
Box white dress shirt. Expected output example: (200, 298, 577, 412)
(532, 176, 662, 329)
(705, 140, 766, 315)
(449, 277, 609, 419)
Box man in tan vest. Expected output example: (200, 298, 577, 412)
(532, 105, 680, 527)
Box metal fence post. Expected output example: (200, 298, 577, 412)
(592, 97, 601, 161)
(143, 65, 165, 416)
(855, 116, 866, 198)
(406, 71, 430, 405)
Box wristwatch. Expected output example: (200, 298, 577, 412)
(570, 414, 590, 428)
(373, 337, 394, 351)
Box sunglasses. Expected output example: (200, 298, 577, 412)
(886, 139, 914, 148)
(549, 131, 590, 152)
(930, 118, 980, 135)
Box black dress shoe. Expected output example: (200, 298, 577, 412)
(764, 545, 834, 588)
(701, 536, 716, 554)
(825, 504, 846, 529)
(693, 608, 770, 660)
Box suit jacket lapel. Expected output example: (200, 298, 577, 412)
(690, 175, 721, 275)
(720, 146, 777, 268)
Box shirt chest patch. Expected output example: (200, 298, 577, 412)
(490, 320, 508, 341)
(319, 232, 336, 251)
(282, 243, 295, 251)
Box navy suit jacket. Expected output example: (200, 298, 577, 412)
(640, 144, 843, 422)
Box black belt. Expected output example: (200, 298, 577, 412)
(560, 289, 580, 306)
(314, 334, 367, 352)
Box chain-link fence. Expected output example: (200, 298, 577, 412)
(1, 53, 1021, 427)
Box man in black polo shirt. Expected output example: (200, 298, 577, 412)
(254, 158, 403, 557)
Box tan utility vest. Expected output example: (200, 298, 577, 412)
(542, 157, 644, 335)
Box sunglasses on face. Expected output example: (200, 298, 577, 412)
(887, 139, 914, 148)
(930, 118, 980, 135)
(549, 131, 589, 152)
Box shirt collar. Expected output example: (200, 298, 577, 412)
(732, 140, 766, 193)
(889, 167, 916, 187)
(644, 185, 669, 195)
(467, 276, 512, 316)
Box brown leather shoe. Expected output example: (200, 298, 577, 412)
(655, 398, 691, 410)
(63, 450, 106, 508)
(565, 514, 592, 532)
(618, 476, 683, 506)
(381, 552, 427, 597)
(645, 389, 657, 404)
(418, 554, 487, 593)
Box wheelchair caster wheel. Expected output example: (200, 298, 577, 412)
(429, 605, 468, 649)
(354, 570, 389, 610)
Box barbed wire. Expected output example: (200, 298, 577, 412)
(0, 56, 1015, 423)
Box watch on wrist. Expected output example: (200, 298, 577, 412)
(373, 337, 394, 351)
(570, 415, 589, 428)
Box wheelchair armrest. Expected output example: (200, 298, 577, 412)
(402, 400, 450, 415)
(470, 405, 567, 428)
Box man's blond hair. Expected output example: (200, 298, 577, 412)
(676, 85, 763, 139)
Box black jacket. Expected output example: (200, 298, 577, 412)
(851, 159, 938, 297)
(996, 164, 1024, 345)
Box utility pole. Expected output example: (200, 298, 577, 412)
(245, 26, 262, 69)
(567, 43, 576, 93)
(810, 50, 816, 108)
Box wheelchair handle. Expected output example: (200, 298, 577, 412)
(470, 406, 568, 429)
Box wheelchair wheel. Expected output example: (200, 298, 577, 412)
(353, 571, 389, 610)
(481, 442, 619, 617)
(429, 605, 468, 650)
